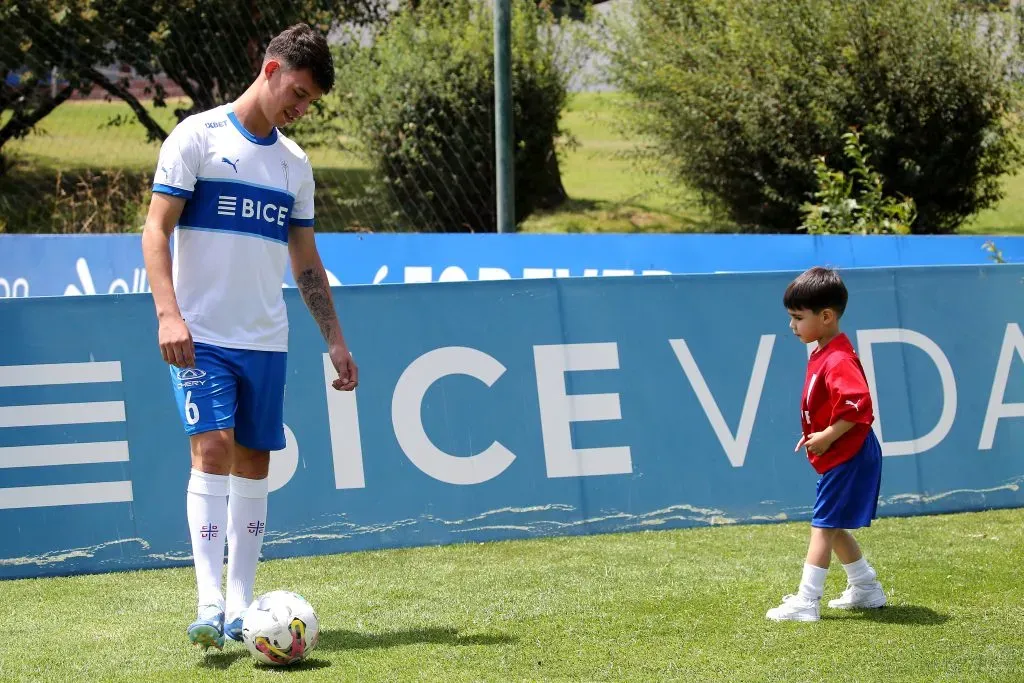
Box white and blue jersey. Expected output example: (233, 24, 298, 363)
(153, 104, 315, 352)
(154, 105, 312, 449)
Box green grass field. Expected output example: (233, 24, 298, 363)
(2, 92, 1024, 234)
(1, 508, 1022, 682)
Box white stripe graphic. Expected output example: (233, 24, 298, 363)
(0, 481, 133, 509)
(217, 196, 237, 216)
(0, 441, 129, 468)
(0, 362, 121, 387)
(0, 401, 126, 428)
(806, 373, 818, 403)
(0, 362, 133, 509)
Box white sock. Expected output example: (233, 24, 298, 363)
(842, 557, 877, 586)
(225, 474, 269, 621)
(797, 563, 828, 601)
(186, 469, 228, 611)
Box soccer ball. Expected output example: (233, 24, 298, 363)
(241, 590, 320, 666)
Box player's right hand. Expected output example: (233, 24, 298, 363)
(159, 317, 195, 368)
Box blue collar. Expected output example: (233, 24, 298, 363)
(227, 110, 278, 146)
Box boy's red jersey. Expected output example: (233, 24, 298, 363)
(801, 333, 875, 474)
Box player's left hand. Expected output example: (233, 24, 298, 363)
(796, 431, 833, 456)
(329, 343, 358, 391)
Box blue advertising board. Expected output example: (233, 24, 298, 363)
(0, 233, 1021, 298)
(0, 265, 1022, 579)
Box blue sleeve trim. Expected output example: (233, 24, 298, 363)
(290, 217, 315, 228)
(153, 183, 193, 199)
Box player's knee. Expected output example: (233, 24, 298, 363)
(190, 431, 234, 474)
(232, 447, 270, 479)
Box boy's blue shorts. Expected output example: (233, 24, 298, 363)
(812, 429, 883, 529)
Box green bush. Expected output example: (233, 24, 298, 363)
(801, 129, 916, 235)
(331, 0, 578, 232)
(604, 0, 1024, 233)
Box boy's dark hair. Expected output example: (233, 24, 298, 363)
(265, 23, 335, 94)
(783, 266, 848, 316)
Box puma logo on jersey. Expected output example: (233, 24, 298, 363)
(845, 398, 864, 411)
(221, 157, 239, 173)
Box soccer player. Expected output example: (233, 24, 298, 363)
(141, 24, 358, 650)
(766, 267, 887, 622)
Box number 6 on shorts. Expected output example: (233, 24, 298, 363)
(185, 390, 200, 426)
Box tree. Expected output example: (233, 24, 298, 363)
(604, 0, 1024, 233)
(100, 0, 389, 135)
(1, 0, 388, 163)
(0, 1, 108, 161)
(800, 129, 916, 235)
(333, 0, 581, 231)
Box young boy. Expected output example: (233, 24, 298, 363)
(766, 266, 887, 622)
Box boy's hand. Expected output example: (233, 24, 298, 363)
(795, 431, 834, 455)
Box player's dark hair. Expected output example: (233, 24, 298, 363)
(783, 266, 848, 316)
(265, 23, 335, 94)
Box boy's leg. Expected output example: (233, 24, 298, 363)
(766, 527, 831, 622)
(829, 529, 885, 609)
(805, 526, 833, 570)
(833, 529, 877, 583)
(831, 529, 862, 564)
(823, 432, 886, 609)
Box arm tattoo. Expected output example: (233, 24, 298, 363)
(295, 268, 339, 344)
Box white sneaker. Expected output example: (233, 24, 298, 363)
(828, 581, 887, 609)
(766, 594, 820, 622)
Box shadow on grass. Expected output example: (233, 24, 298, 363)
(825, 604, 949, 626)
(197, 645, 334, 672)
(251, 658, 333, 673)
(317, 626, 518, 652)
(196, 648, 249, 670)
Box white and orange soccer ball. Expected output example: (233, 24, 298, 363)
(241, 590, 320, 666)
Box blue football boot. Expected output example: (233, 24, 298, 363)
(224, 611, 246, 642)
(187, 604, 225, 651)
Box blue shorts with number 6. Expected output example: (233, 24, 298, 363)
(169, 342, 287, 451)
